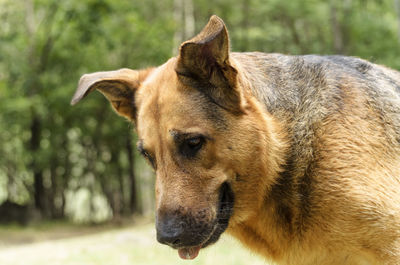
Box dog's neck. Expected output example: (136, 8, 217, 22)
(228, 53, 320, 261)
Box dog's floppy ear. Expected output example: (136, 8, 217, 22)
(71, 68, 151, 121)
(176, 15, 242, 114)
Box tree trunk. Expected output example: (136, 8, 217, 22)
(341, 0, 352, 54)
(330, 0, 344, 54)
(49, 158, 57, 218)
(184, 0, 195, 39)
(113, 148, 123, 220)
(172, 0, 195, 55)
(241, 0, 250, 51)
(30, 116, 46, 215)
(25, 0, 59, 218)
(26, 0, 45, 215)
(59, 137, 70, 218)
(173, 0, 184, 55)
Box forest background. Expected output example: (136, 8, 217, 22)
(0, 0, 399, 252)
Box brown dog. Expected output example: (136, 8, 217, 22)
(71, 16, 400, 264)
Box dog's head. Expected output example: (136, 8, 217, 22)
(71, 16, 284, 259)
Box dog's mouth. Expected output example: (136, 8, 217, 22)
(176, 182, 234, 260)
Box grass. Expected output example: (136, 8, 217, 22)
(0, 220, 270, 265)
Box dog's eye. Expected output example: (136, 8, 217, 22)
(137, 142, 156, 169)
(180, 136, 205, 158)
(142, 150, 150, 158)
(142, 150, 156, 169)
(187, 137, 202, 148)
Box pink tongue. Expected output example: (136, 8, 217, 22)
(178, 246, 201, 260)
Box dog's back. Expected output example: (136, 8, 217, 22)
(235, 53, 400, 124)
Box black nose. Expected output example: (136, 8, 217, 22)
(156, 213, 185, 247)
(156, 210, 212, 248)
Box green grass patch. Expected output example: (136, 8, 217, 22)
(0, 222, 270, 265)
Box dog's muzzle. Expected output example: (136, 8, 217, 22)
(156, 182, 234, 259)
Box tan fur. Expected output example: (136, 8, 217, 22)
(229, 76, 400, 265)
(72, 16, 400, 265)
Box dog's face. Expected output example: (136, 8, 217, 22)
(136, 59, 236, 258)
(71, 16, 282, 259)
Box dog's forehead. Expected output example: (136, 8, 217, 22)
(136, 58, 212, 143)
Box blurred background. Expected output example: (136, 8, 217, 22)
(0, 0, 399, 264)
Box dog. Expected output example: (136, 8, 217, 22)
(71, 15, 400, 265)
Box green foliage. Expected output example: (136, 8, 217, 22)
(0, 0, 399, 222)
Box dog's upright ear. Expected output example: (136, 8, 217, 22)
(176, 15, 242, 114)
(71, 68, 151, 121)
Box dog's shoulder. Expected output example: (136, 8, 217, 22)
(233, 52, 400, 221)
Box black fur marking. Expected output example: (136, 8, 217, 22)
(235, 173, 245, 182)
(269, 150, 296, 232)
(296, 162, 314, 233)
(197, 94, 229, 130)
(276, 204, 293, 230)
(177, 71, 241, 117)
(356, 62, 372, 74)
(268, 140, 315, 235)
(202, 182, 234, 247)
